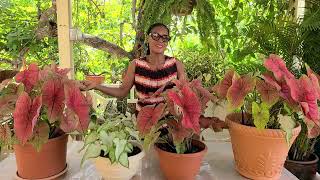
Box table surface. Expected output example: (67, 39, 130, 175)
(0, 135, 304, 180)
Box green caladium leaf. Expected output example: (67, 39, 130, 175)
(125, 142, 133, 152)
(252, 102, 270, 129)
(109, 146, 116, 164)
(143, 131, 161, 151)
(81, 143, 101, 167)
(101, 144, 109, 156)
(125, 127, 139, 140)
(100, 130, 113, 147)
(279, 114, 296, 144)
(119, 153, 129, 168)
(113, 138, 127, 161)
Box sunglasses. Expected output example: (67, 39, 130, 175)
(149, 32, 171, 43)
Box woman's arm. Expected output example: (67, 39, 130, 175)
(175, 59, 188, 81)
(83, 60, 136, 98)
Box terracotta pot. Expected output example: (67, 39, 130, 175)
(94, 141, 145, 180)
(155, 139, 207, 180)
(14, 134, 68, 179)
(85, 75, 105, 84)
(285, 153, 319, 180)
(226, 113, 301, 180)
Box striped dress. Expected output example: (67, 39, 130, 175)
(134, 56, 178, 111)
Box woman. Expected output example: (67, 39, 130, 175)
(81, 23, 186, 112)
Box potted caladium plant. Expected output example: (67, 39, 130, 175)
(80, 112, 145, 180)
(0, 63, 91, 179)
(284, 66, 320, 180)
(212, 54, 319, 180)
(137, 79, 221, 180)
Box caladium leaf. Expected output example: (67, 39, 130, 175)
(167, 85, 201, 133)
(0, 123, 11, 145)
(137, 103, 165, 135)
(13, 92, 42, 145)
(227, 74, 255, 110)
(15, 63, 39, 92)
(113, 138, 127, 161)
(42, 78, 65, 122)
(306, 64, 320, 100)
(167, 120, 191, 144)
(119, 153, 129, 168)
(81, 143, 101, 166)
(305, 118, 320, 138)
(264, 54, 294, 81)
(279, 114, 296, 144)
(0, 95, 17, 118)
(190, 79, 217, 110)
(256, 78, 279, 106)
(262, 72, 281, 91)
(212, 70, 234, 98)
(287, 75, 319, 121)
(64, 81, 90, 132)
(29, 121, 49, 152)
(252, 102, 270, 129)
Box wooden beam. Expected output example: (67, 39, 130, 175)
(56, 0, 74, 78)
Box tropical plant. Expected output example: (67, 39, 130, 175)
(212, 54, 320, 143)
(0, 63, 92, 151)
(136, 78, 220, 154)
(80, 112, 140, 168)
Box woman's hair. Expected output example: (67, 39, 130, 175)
(146, 23, 170, 55)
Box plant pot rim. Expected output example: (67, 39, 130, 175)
(85, 75, 104, 77)
(286, 153, 319, 164)
(226, 112, 301, 136)
(154, 139, 207, 157)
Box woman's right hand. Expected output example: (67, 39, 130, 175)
(79, 80, 98, 91)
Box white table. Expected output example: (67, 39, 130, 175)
(0, 137, 302, 180)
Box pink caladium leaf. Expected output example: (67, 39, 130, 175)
(15, 63, 39, 92)
(13, 92, 42, 145)
(167, 85, 201, 133)
(212, 70, 234, 98)
(0, 123, 11, 145)
(137, 103, 165, 135)
(64, 81, 90, 133)
(42, 78, 65, 123)
(190, 79, 217, 108)
(264, 54, 294, 81)
(306, 64, 320, 100)
(287, 75, 319, 122)
(256, 78, 279, 106)
(261, 72, 281, 90)
(40, 64, 70, 80)
(60, 109, 78, 133)
(305, 118, 320, 138)
(226, 73, 255, 110)
(167, 120, 192, 143)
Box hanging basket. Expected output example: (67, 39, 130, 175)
(172, 0, 196, 16)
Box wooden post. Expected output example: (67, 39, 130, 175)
(56, 0, 74, 78)
(289, 0, 305, 21)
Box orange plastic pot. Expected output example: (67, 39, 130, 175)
(226, 113, 301, 180)
(155, 140, 207, 180)
(85, 75, 105, 84)
(14, 134, 68, 179)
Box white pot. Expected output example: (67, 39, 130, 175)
(94, 141, 145, 180)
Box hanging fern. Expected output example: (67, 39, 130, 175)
(195, 0, 219, 50)
(140, 0, 175, 34)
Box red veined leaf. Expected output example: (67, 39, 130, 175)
(168, 86, 201, 133)
(264, 54, 294, 81)
(256, 78, 279, 106)
(60, 109, 78, 133)
(13, 93, 42, 145)
(199, 116, 227, 132)
(42, 78, 65, 123)
(64, 81, 90, 133)
(0, 94, 17, 118)
(0, 123, 11, 144)
(40, 64, 70, 80)
(15, 63, 39, 92)
(227, 74, 255, 110)
(305, 118, 320, 138)
(306, 64, 320, 100)
(212, 70, 234, 98)
(137, 103, 165, 135)
(167, 120, 191, 143)
(191, 79, 217, 109)
(261, 72, 281, 90)
(287, 75, 319, 121)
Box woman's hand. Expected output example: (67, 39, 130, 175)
(79, 80, 98, 91)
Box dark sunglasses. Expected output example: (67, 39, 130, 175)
(149, 32, 171, 42)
